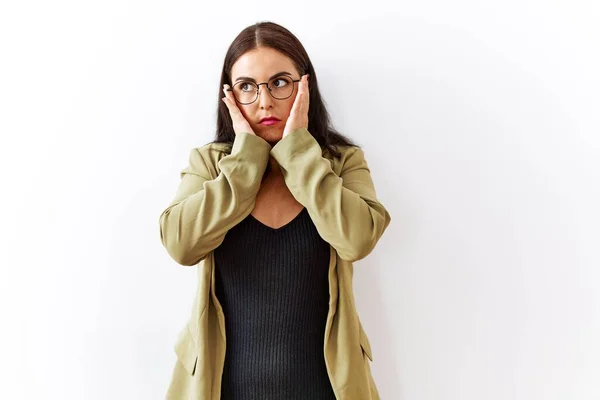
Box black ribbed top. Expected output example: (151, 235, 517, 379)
(214, 207, 336, 400)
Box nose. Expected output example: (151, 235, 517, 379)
(257, 83, 273, 109)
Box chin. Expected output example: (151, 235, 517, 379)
(256, 128, 283, 145)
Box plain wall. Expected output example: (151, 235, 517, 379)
(1, 1, 599, 399)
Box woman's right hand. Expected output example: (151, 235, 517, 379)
(222, 84, 256, 136)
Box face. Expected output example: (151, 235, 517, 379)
(229, 46, 301, 144)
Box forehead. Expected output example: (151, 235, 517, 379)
(230, 47, 298, 80)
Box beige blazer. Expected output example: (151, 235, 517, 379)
(159, 127, 391, 399)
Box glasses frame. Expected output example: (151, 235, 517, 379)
(225, 77, 302, 105)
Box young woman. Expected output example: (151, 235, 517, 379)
(159, 21, 391, 400)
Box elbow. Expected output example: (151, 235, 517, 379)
(334, 232, 376, 262)
(339, 210, 391, 262)
(339, 240, 375, 262)
(167, 244, 203, 266)
(161, 233, 204, 266)
(159, 210, 203, 266)
(174, 254, 203, 267)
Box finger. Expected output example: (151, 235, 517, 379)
(289, 94, 302, 118)
(303, 75, 310, 109)
(290, 78, 305, 114)
(297, 75, 308, 96)
(293, 75, 309, 115)
(300, 74, 309, 104)
(223, 84, 237, 104)
(221, 85, 231, 106)
(222, 84, 233, 107)
(222, 85, 242, 116)
(221, 96, 237, 116)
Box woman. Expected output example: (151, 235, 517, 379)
(159, 21, 391, 400)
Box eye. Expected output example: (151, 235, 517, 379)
(239, 82, 256, 92)
(272, 78, 289, 88)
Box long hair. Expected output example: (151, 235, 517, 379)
(213, 21, 358, 158)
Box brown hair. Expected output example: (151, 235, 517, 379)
(212, 21, 358, 158)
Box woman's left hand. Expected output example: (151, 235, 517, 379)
(282, 74, 310, 139)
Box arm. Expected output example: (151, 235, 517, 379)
(159, 132, 271, 266)
(270, 127, 391, 262)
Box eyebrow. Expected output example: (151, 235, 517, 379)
(234, 71, 293, 83)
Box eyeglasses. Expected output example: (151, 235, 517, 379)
(225, 76, 301, 105)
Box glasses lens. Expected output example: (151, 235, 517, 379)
(269, 77, 294, 99)
(232, 81, 258, 104)
(231, 77, 295, 104)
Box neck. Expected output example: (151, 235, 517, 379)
(263, 156, 283, 182)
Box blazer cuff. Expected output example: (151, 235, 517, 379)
(270, 127, 318, 163)
(231, 131, 272, 159)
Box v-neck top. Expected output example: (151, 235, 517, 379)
(248, 207, 308, 232)
(213, 207, 335, 400)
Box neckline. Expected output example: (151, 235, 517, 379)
(248, 207, 307, 232)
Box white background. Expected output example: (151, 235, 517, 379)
(1, 1, 599, 399)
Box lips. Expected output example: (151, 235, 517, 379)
(259, 117, 281, 123)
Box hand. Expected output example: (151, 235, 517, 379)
(222, 84, 256, 136)
(282, 74, 310, 139)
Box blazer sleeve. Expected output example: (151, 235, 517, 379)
(270, 127, 391, 262)
(159, 132, 271, 266)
